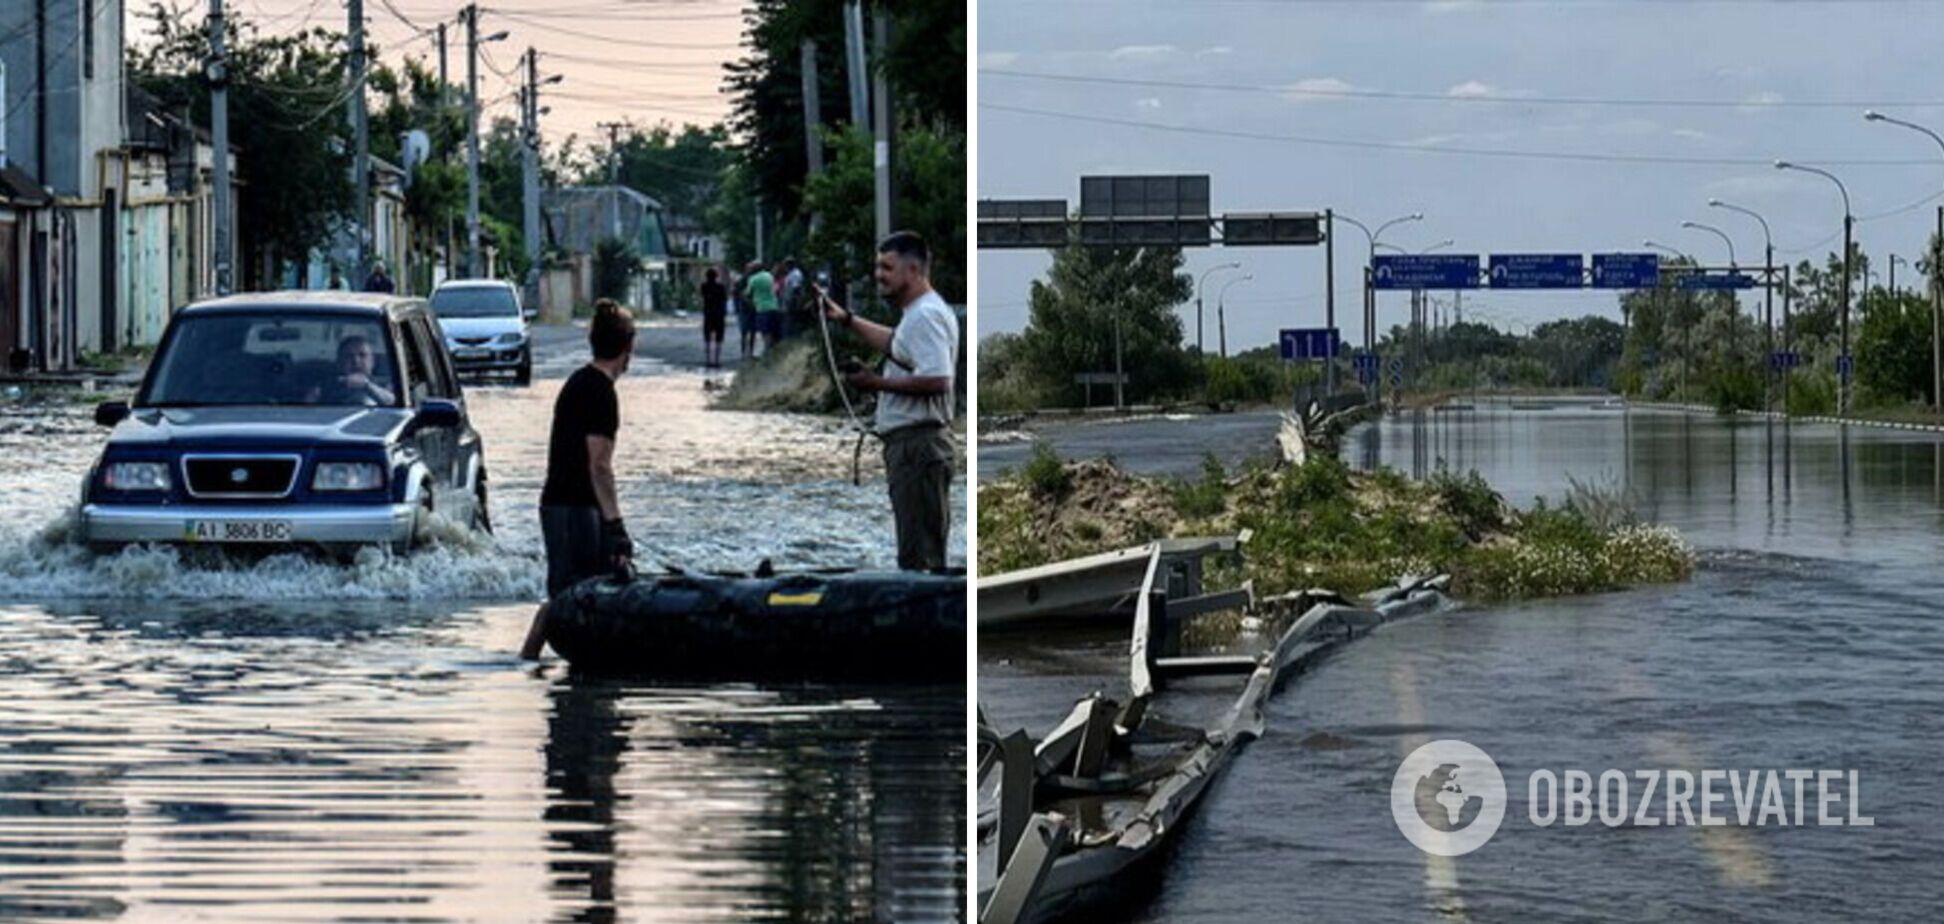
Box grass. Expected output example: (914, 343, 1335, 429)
(979, 454, 1694, 602)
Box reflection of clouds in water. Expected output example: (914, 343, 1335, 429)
(0, 368, 964, 602)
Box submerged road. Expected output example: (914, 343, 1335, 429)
(0, 316, 966, 923)
(979, 398, 1944, 921)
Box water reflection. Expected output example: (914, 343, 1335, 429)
(541, 679, 965, 923)
(1349, 399, 1944, 569)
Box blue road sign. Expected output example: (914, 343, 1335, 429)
(1769, 351, 1803, 371)
(1371, 254, 1481, 290)
(1838, 355, 1854, 379)
(1677, 272, 1757, 290)
(1357, 365, 1376, 385)
(1354, 352, 1381, 372)
(1279, 328, 1341, 361)
(1591, 253, 1660, 289)
(1489, 254, 1584, 289)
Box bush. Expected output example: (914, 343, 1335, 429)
(1170, 453, 1228, 519)
(1785, 370, 1837, 416)
(1428, 468, 1503, 537)
(1020, 444, 1071, 500)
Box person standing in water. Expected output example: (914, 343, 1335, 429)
(819, 231, 959, 571)
(520, 299, 638, 659)
(699, 267, 728, 369)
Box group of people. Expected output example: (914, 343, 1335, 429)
(521, 231, 958, 659)
(325, 261, 396, 294)
(697, 257, 808, 369)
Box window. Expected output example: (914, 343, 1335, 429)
(83, 0, 95, 79)
(396, 317, 434, 404)
(142, 312, 398, 407)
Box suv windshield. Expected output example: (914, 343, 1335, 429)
(141, 312, 402, 407)
(431, 287, 520, 319)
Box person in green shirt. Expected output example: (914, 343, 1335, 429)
(743, 261, 780, 351)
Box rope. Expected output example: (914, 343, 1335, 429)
(815, 287, 874, 486)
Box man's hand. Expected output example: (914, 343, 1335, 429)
(340, 372, 370, 390)
(817, 286, 849, 324)
(844, 368, 880, 391)
(602, 518, 634, 567)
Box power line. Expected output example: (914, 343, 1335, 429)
(982, 68, 1944, 111)
(490, 9, 742, 50)
(980, 101, 1944, 167)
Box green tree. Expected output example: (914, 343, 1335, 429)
(1009, 245, 1196, 405)
(1855, 288, 1935, 405)
(801, 126, 965, 303)
(129, 5, 353, 287)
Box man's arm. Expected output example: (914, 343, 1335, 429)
(586, 435, 622, 522)
(820, 294, 895, 353)
(860, 373, 950, 396)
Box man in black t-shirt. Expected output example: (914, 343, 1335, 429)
(699, 268, 728, 369)
(520, 299, 637, 659)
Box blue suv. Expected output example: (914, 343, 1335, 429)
(79, 292, 490, 555)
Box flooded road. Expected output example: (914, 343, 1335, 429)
(0, 324, 966, 922)
(979, 399, 1944, 921)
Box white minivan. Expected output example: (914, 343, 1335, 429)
(430, 280, 534, 385)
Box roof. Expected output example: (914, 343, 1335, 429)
(432, 278, 517, 291)
(0, 164, 53, 206)
(180, 291, 425, 318)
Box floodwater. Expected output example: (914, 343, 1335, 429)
(979, 398, 1944, 921)
(0, 338, 966, 922)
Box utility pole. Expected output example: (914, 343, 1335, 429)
(871, 6, 892, 241)
(463, 4, 480, 278)
(842, 2, 868, 127)
(598, 120, 625, 241)
(1841, 212, 1853, 414)
(522, 48, 541, 308)
(754, 199, 765, 264)
(349, 0, 369, 285)
(208, 0, 232, 295)
(1325, 209, 1336, 396)
(437, 23, 447, 93)
(800, 40, 824, 177)
(1935, 207, 1942, 417)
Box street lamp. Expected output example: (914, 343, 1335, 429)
(1217, 274, 1254, 360)
(1865, 109, 1944, 414)
(1337, 211, 1423, 397)
(1711, 198, 1781, 410)
(1195, 261, 1243, 358)
(1777, 159, 1855, 413)
(1680, 220, 1736, 268)
(1890, 254, 1908, 295)
(1643, 240, 1689, 261)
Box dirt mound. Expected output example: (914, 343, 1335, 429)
(716, 338, 841, 413)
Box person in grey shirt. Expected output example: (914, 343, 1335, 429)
(819, 231, 959, 570)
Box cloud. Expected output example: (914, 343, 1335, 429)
(1423, 0, 1484, 12)
(1739, 91, 1786, 112)
(1198, 45, 1234, 57)
(1706, 173, 1801, 198)
(980, 51, 1020, 68)
(1135, 97, 1163, 109)
(1279, 77, 1357, 102)
(1603, 118, 1661, 137)
(1447, 80, 1495, 98)
(1109, 44, 1177, 61)
(1670, 128, 1716, 143)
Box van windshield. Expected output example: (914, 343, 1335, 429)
(431, 287, 520, 319)
(141, 313, 401, 407)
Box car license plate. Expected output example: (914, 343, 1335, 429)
(454, 348, 489, 360)
(184, 519, 294, 543)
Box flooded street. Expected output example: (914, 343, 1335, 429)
(979, 400, 1944, 921)
(0, 324, 966, 922)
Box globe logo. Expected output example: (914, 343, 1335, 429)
(1391, 739, 1506, 856)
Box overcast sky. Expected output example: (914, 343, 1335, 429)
(977, 0, 1944, 352)
(136, 0, 741, 150)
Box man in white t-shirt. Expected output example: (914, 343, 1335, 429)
(820, 231, 959, 570)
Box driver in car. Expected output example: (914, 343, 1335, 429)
(309, 335, 397, 405)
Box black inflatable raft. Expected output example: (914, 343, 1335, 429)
(543, 569, 966, 681)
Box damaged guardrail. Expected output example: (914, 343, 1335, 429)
(976, 536, 1451, 924)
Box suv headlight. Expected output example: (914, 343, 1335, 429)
(313, 462, 386, 492)
(494, 331, 526, 346)
(103, 461, 171, 491)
